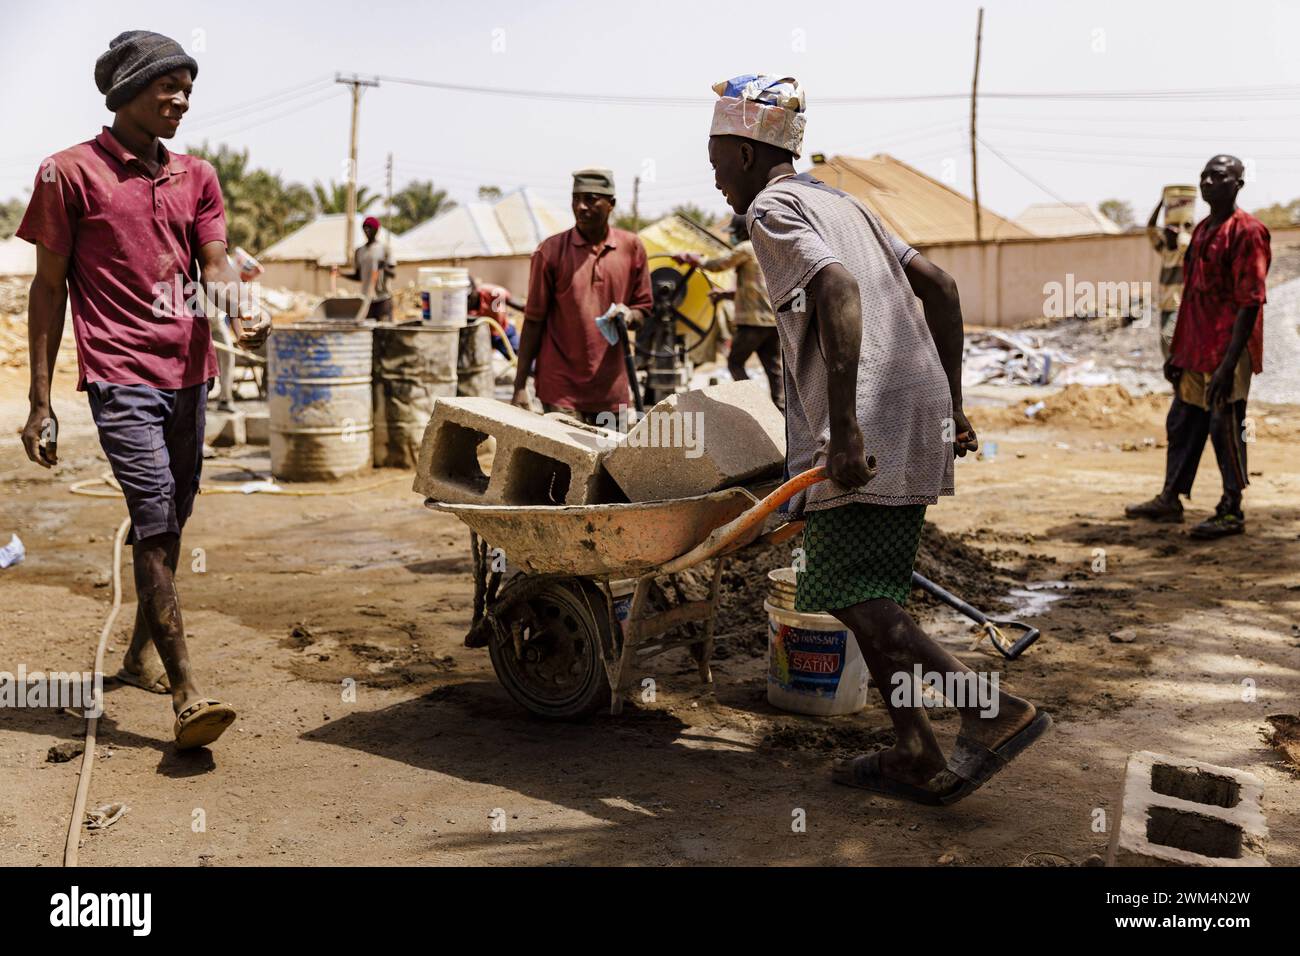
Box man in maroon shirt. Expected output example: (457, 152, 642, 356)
(18, 31, 268, 749)
(511, 168, 653, 425)
(1125, 155, 1271, 539)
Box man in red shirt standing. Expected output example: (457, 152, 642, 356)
(18, 31, 268, 749)
(511, 168, 653, 425)
(1126, 155, 1271, 539)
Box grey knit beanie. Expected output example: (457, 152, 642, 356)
(95, 31, 198, 112)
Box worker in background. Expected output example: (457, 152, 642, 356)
(467, 274, 522, 359)
(341, 215, 395, 321)
(18, 30, 267, 749)
(674, 214, 784, 410)
(1146, 196, 1193, 358)
(1126, 155, 1271, 539)
(707, 73, 1049, 806)
(512, 168, 653, 424)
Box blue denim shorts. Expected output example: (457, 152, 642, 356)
(86, 380, 208, 543)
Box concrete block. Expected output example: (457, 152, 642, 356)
(206, 410, 246, 447)
(413, 396, 621, 505)
(244, 411, 269, 446)
(1107, 751, 1268, 867)
(603, 380, 785, 502)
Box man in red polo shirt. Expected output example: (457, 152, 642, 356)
(511, 167, 653, 425)
(1125, 154, 1271, 539)
(18, 31, 267, 749)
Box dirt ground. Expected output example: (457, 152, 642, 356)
(1, 365, 1297, 867)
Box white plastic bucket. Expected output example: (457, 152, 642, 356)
(764, 598, 869, 716)
(418, 267, 469, 328)
(609, 578, 636, 636)
(1162, 184, 1196, 227)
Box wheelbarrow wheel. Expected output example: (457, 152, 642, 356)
(488, 576, 612, 720)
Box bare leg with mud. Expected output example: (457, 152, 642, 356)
(832, 598, 1039, 794)
(131, 532, 201, 715)
(121, 537, 178, 686)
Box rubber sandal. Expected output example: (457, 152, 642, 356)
(113, 661, 171, 695)
(173, 698, 237, 750)
(831, 752, 962, 806)
(942, 710, 1053, 803)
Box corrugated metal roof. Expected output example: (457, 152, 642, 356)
(400, 187, 574, 260)
(808, 154, 1034, 245)
(1015, 202, 1123, 237)
(258, 213, 416, 266)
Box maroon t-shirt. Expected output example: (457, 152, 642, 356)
(524, 226, 653, 412)
(17, 127, 225, 390)
(1170, 209, 1270, 375)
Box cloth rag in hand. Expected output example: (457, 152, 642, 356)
(594, 304, 630, 346)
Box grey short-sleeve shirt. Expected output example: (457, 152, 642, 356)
(746, 174, 954, 515)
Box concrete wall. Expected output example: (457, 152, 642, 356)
(259, 255, 534, 299)
(918, 225, 1300, 328)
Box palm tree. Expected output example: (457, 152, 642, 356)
(312, 180, 380, 216)
(186, 142, 314, 253)
(388, 180, 457, 233)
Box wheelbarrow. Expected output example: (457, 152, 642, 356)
(431, 466, 829, 719)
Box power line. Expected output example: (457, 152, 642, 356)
(976, 135, 1098, 227)
(365, 72, 1300, 107)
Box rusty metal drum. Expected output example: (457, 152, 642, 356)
(269, 322, 374, 481)
(373, 323, 459, 468)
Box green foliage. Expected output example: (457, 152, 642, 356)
(0, 197, 26, 239)
(1253, 199, 1300, 229)
(1098, 199, 1135, 229)
(669, 203, 716, 227)
(186, 142, 314, 254)
(312, 180, 380, 216)
(613, 212, 642, 232)
(477, 185, 503, 201)
(387, 180, 456, 234)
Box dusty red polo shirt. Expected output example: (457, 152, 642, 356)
(1170, 209, 1270, 375)
(524, 226, 653, 412)
(17, 127, 225, 390)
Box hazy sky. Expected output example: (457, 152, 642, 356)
(4, 0, 1300, 229)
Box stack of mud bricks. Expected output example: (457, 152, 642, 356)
(1107, 751, 1268, 866)
(414, 381, 786, 507)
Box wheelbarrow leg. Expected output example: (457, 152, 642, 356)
(609, 576, 654, 715)
(688, 558, 724, 685)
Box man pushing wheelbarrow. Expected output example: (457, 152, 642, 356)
(704, 74, 1051, 805)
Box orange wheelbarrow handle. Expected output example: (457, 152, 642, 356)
(657, 466, 828, 575)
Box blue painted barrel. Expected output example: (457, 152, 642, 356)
(269, 322, 374, 481)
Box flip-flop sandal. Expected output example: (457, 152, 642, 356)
(941, 710, 1054, 804)
(173, 698, 237, 751)
(831, 752, 963, 806)
(113, 662, 171, 695)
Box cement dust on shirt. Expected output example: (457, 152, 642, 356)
(746, 175, 954, 516)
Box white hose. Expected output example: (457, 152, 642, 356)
(63, 515, 130, 867)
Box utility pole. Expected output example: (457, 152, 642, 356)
(969, 8, 984, 243)
(384, 152, 394, 265)
(632, 175, 641, 232)
(335, 72, 379, 264)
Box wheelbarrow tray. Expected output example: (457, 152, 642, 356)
(431, 487, 760, 577)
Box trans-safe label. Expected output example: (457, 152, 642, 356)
(769, 622, 850, 697)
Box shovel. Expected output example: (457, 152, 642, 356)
(910, 572, 1041, 660)
(595, 306, 644, 414)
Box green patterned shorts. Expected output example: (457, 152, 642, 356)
(794, 503, 927, 612)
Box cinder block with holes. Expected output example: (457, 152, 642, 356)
(413, 397, 623, 505)
(1107, 751, 1268, 867)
